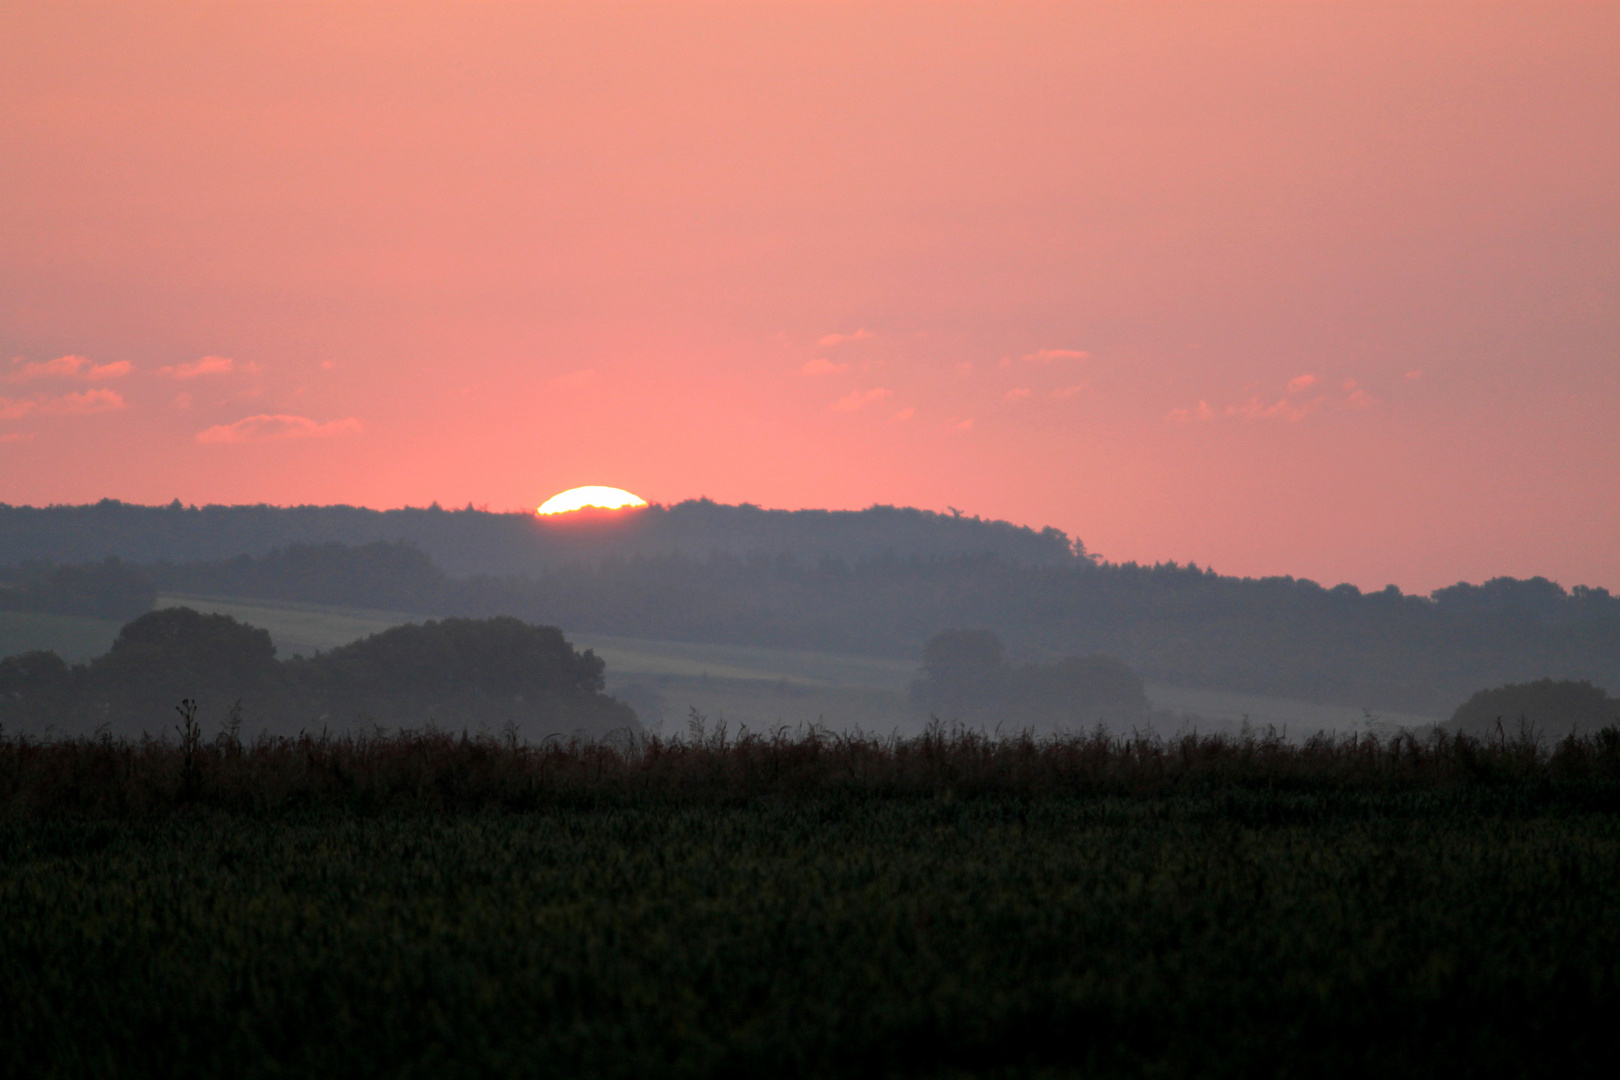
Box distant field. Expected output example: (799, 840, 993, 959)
(0, 610, 123, 663)
(154, 594, 420, 659)
(146, 594, 1443, 737)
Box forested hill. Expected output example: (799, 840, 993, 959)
(8, 541, 1613, 717)
(0, 499, 1080, 574)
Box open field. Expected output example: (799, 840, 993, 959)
(0, 609, 122, 663)
(154, 593, 422, 659)
(2, 726, 1618, 1078)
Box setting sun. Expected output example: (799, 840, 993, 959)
(536, 486, 648, 515)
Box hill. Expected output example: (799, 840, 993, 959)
(0, 499, 1080, 575)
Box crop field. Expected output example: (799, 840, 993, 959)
(142, 595, 1442, 739)
(2, 725, 1618, 1078)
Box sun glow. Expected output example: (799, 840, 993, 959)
(536, 486, 648, 515)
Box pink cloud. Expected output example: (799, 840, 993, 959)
(0, 432, 33, 443)
(1287, 373, 1318, 394)
(1003, 387, 1032, 403)
(159, 355, 235, 379)
(1167, 400, 1214, 423)
(831, 387, 892, 412)
(1405, 369, 1423, 380)
(954, 362, 973, 378)
(8, 355, 132, 382)
(1050, 383, 1086, 399)
(43, 388, 126, 415)
(1346, 388, 1376, 408)
(889, 406, 915, 423)
(1021, 348, 1089, 364)
(817, 329, 874, 347)
(555, 369, 599, 388)
(949, 417, 974, 432)
(801, 357, 851, 376)
(4, 389, 128, 417)
(1228, 395, 1324, 422)
(195, 414, 362, 444)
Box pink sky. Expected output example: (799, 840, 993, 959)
(2, 2, 1617, 593)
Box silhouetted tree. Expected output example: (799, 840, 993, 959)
(1448, 679, 1616, 736)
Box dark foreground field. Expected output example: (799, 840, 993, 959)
(4, 724, 1619, 1078)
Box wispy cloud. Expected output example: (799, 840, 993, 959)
(950, 417, 974, 432)
(159, 356, 235, 379)
(196, 414, 361, 444)
(1050, 383, 1086, 399)
(818, 329, 874, 347)
(954, 362, 973, 378)
(801, 357, 851, 376)
(44, 389, 126, 415)
(1405, 369, 1423, 380)
(1167, 400, 1214, 423)
(0, 432, 33, 443)
(4, 389, 128, 418)
(889, 407, 915, 423)
(9, 355, 132, 382)
(1228, 395, 1324, 422)
(832, 387, 892, 412)
(1003, 387, 1031, 403)
(1021, 348, 1089, 364)
(1287, 373, 1318, 394)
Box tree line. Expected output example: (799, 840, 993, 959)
(7, 540, 1620, 717)
(0, 608, 637, 739)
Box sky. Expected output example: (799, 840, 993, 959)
(2, 2, 1617, 594)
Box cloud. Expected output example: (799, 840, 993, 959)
(195, 414, 362, 444)
(954, 362, 973, 378)
(889, 407, 915, 423)
(0, 432, 33, 443)
(1167, 400, 1214, 423)
(43, 388, 127, 415)
(801, 357, 851, 376)
(950, 417, 974, 432)
(9, 355, 133, 382)
(3, 389, 127, 418)
(1003, 387, 1031, 403)
(555, 369, 599, 388)
(1405, 369, 1423, 380)
(1287, 373, 1318, 394)
(1050, 383, 1087, 399)
(171, 392, 193, 410)
(1346, 388, 1376, 408)
(831, 387, 892, 412)
(159, 355, 235, 379)
(818, 329, 874, 347)
(1021, 348, 1089, 364)
(1228, 395, 1324, 422)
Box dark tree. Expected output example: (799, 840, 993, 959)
(1448, 678, 1616, 736)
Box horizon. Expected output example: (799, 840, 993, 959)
(3, 3, 1616, 596)
(4, 494, 1613, 598)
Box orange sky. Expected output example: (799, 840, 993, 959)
(2, 2, 1617, 593)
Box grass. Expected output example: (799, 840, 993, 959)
(2, 723, 1619, 1076)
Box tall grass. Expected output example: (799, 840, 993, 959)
(4, 707, 1617, 815)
